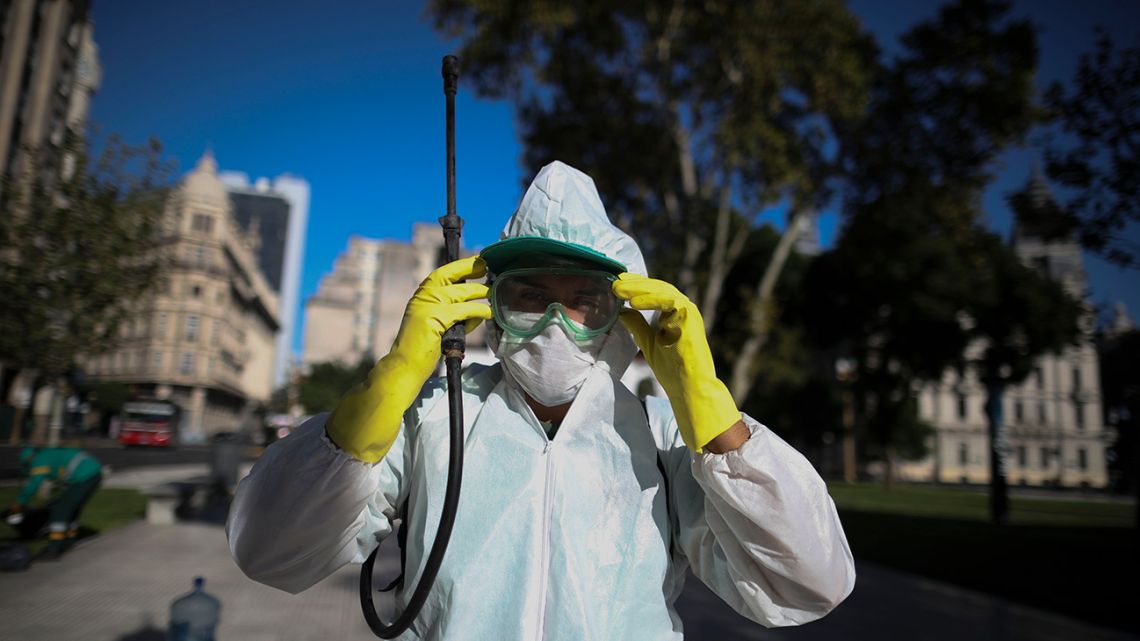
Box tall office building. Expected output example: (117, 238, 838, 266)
(220, 172, 310, 390)
(899, 169, 1111, 488)
(0, 0, 100, 184)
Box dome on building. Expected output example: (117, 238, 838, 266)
(181, 151, 228, 203)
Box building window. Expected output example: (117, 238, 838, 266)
(180, 352, 195, 375)
(1078, 448, 1087, 470)
(1072, 367, 1082, 391)
(191, 213, 214, 234)
(1014, 400, 1024, 424)
(186, 315, 199, 342)
(1017, 446, 1027, 468)
(958, 443, 968, 465)
(1075, 401, 1085, 430)
(956, 394, 968, 421)
(1041, 447, 1050, 468)
(211, 320, 220, 346)
(1038, 402, 1047, 424)
(152, 351, 163, 373)
(195, 246, 210, 267)
(156, 312, 167, 339)
(191, 284, 202, 298)
(1035, 367, 1044, 389)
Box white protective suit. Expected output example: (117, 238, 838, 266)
(227, 161, 855, 640)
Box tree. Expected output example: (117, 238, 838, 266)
(1044, 30, 1140, 268)
(79, 379, 131, 435)
(965, 230, 1082, 523)
(1099, 326, 1140, 525)
(710, 225, 833, 450)
(801, 186, 977, 483)
(297, 356, 374, 415)
(0, 135, 172, 441)
(800, 0, 1042, 482)
(430, 0, 875, 404)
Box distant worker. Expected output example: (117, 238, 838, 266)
(8, 446, 104, 560)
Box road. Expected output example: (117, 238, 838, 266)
(0, 440, 252, 481)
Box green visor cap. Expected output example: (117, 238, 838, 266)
(480, 236, 627, 276)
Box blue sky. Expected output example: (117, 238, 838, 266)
(89, 1, 1140, 356)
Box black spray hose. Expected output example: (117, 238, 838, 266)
(360, 55, 466, 639)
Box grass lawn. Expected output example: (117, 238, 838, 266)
(829, 483, 1137, 634)
(0, 486, 147, 555)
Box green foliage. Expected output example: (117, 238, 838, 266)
(711, 225, 833, 440)
(841, 0, 1041, 200)
(430, 0, 873, 300)
(297, 356, 374, 414)
(80, 380, 132, 415)
(0, 135, 173, 379)
(1045, 30, 1140, 268)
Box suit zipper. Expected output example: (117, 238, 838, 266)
(535, 440, 555, 640)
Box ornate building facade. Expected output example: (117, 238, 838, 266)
(84, 153, 280, 442)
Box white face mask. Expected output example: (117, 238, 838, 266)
(493, 319, 606, 407)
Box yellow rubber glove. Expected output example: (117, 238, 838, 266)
(326, 256, 492, 462)
(613, 273, 741, 452)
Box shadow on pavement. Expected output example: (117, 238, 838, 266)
(170, 480, 233, 526)
(113, 621, 165, 640)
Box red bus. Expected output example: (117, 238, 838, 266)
(119, 400, 181, 447)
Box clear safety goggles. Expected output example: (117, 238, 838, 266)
(490, 268, 621, 340)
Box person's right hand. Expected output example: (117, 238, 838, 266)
(326, 257, 491, 463)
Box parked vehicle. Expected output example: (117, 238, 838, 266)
(119, 400, 181, 447)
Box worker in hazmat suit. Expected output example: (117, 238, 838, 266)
(227, 161, 855, 639)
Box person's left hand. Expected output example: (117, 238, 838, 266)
(613, 273, 742, 452)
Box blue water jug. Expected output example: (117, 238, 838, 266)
(168, 576, 221, 641)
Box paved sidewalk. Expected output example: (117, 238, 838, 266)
(1, 462, 1136, 640)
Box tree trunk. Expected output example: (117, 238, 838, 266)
(985, 380, 1010, 524)
(0, 365, 15, 406)
(842, 387, 857, 484)
(3, 366, 22, 444)
(47, 377, 67, 447)
(667, 102, 705, 302)
(700, 180, 750, 336)
(727, 208, 807, 403)
(10, 373, 45, 444)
